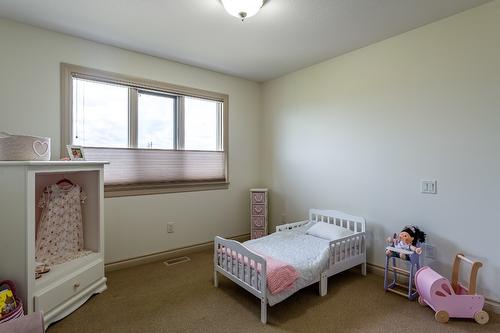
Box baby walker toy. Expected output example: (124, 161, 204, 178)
(415, 253, 489, 324)
(384, 225, 426, 300)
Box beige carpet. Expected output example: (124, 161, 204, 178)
(48, 250, 498, 333)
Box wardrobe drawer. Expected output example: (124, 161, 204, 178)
(251, 192, 266, 204)
(34, 259, 104, 313)
(251, 216, 266, 228)
(251, 229, 266, 239)
(251, 204, 265, 216)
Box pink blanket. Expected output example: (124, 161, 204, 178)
(262, 253, 299, 295)
(219, 247, 299, 295)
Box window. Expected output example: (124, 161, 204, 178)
(72, 78, 129, 148)
(137, 91, 175, 150)
(184, 97, 221, 151)
(61, 64, 228, 196)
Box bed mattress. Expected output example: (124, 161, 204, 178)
(244, 223, 331, 306)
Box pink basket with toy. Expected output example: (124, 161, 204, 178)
(0, 280, 24, 324)
(415, 253, 489, 324)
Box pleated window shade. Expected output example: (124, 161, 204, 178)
(85, 147, 226, 186)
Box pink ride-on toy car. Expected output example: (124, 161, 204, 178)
(415, 253, 489, 324)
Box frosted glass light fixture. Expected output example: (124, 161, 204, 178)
(221, 0, 264, 21)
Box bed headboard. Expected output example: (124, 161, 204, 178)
(309, 209, 366, 233)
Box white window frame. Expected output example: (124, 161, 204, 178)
(61, 63, 229, 196)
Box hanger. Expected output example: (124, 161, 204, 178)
(56, 177, 83, 193)
(42, 178, 73, 194)
(56, 177, 74, 189)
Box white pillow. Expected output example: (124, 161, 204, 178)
(306, 222, 354, 241)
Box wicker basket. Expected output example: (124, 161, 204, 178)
(0, 132, 51, 161)
(0, 280, 24, 324)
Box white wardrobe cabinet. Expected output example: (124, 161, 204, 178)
(0, 161, 108, 329)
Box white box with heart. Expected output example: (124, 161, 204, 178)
(0, 132, 51, 161)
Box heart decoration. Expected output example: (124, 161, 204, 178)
(32, 140, 49, 157)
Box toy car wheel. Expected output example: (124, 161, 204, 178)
(417, 296, 426, 306)
(435, 310, 449, 323)
(474, 311, 489, 325)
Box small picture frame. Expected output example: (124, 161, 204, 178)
(66, 145, 86, 160)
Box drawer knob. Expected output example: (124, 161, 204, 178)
(74, 282, 80, 289)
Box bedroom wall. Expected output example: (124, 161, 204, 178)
(261, 0, 500, 303)
(0, 19, 261, 263)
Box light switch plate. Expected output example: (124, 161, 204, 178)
(421, 180, 437, 194)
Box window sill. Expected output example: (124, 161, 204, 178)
(104, 182, 229, 198)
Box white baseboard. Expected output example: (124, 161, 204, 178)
(485, 298, 500, 315)
(105, 234, 250, 272)
(367, 263, 500, 314)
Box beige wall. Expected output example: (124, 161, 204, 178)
(2, 0, 500, 305)
(262, 0, 500, 303)
(0, 19, 261, 263)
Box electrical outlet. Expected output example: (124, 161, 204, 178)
(281, 214, 287, 223)
(421, 180, 437, 194)
(167, 222, 175, 233)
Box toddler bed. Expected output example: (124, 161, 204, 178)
(214, 209, 366, 324)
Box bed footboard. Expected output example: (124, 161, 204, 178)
(214, 236, 268, 323)
(329, 233, 366, 271)
(318, 232, 366, 296)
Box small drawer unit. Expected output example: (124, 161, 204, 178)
(250, 188, 268, 239)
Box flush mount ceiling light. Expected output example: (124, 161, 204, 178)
(221, 0, 264, 21)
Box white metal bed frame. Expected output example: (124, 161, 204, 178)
(214, 209, 366, 324)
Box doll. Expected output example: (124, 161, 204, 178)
(386, 225, 426, 260)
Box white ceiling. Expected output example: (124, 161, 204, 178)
(0, 0, 492, 82)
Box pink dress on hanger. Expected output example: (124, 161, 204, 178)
(35, 183, 91, 266)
